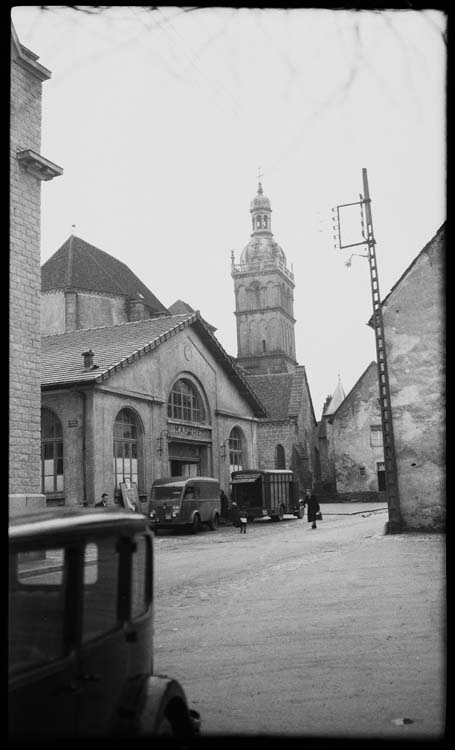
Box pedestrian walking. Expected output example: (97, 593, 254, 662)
(304, 488, 320, 529)
(230, 501, 247, 533)
(95, 492, 108, 508)
(239, 512, 247, 534)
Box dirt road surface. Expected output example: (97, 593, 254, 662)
(152, 505, 446, 739)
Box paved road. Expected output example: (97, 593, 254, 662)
(152, 507, 446, 739)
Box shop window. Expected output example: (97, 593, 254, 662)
(41, 408, 64, 496)
(167, 379, 206, 423)
(113, 408, 143, 493)
(229, 427, 245, 473)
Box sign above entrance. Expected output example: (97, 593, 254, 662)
(168, 422, 211, 442)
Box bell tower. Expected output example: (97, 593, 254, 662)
(231, 181, 297, 374)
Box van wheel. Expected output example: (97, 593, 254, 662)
(156, 715, 173, 737)
(191, 514, 201, 534)
(208, 512, 219, 531)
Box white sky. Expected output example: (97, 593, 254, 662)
(11, 6, 446, 419)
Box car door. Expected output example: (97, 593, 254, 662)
(75, 537, 130, 736)
(8, 548, 79, 739)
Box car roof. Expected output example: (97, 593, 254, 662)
(9, 507, 148, 542)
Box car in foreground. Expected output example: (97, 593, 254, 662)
(8, 508, 200, 739)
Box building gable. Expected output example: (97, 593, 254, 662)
(41, 312, 267, 417)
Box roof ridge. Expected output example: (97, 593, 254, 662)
(41, 312, 194, 340)
(66, 234, 74, 287)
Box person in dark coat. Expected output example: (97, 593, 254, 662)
(95, 492, 108, 508)
(230, 501, 241, 530)
(304, 488, 320, 529)
(220, 490, 228, 520)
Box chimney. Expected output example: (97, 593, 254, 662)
(82, 350, 94, 370)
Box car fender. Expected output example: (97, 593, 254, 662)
(114, 674, 200, 737)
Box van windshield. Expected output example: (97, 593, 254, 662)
(150, 486, 183, 503)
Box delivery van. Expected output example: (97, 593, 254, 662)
(149, 477, 220, 533)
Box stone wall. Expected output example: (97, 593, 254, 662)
(10, 32, 48, 514)
(383, 227, 445, 531)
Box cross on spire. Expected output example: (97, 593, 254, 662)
(256, 166, 263, 183)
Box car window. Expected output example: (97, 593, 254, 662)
(9, 548, 66, 675)
(82, 538, 119, 642)
(131, 534, 150, 619)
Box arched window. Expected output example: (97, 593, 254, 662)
(168, 379, 206, 423)
(41, 408, 64, 494)
(256, 216, 262, 229)
(229, 427, 245, 473)
(249, 283, 260, 309)
(275, 444, 286, 469)
(113, 408, 142, 492)
(263, 215, 268, 228)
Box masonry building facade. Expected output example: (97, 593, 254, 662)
(10, 23, 62, 516)
(231, 183, 319, 492)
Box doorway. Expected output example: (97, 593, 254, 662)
(376, 461, 386, 491)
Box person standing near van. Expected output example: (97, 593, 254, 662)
(304, 488, 320, 529)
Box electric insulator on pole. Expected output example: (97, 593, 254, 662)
(333, 168, 402, 534)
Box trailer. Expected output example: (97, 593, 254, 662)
(230, 469, 302, 522)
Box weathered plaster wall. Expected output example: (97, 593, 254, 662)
(383, 230, 445, 531)
(330, 363, 384, 495)
(41, 291, 66, 334)
(77, 291, 128, 330)
(41, 290, 129, 334)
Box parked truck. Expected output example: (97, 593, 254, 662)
(230, 469, 302, 522)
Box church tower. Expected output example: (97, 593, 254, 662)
(231, 181, 297, 374)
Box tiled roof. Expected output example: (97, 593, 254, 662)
(245, 373, 294, 419)
(329, 361, 377, 421)
(41, 235, 169, 315)
(168, 299, 216, 333)
(323, 375, 346, 417)
(246, 366, 317, 423)
(168, 300, 195, 315)
(41, 312, 267, 417)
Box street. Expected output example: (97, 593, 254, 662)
(152, 505, 446, 739)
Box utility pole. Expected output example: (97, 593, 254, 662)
(332, 168, 401, 533)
